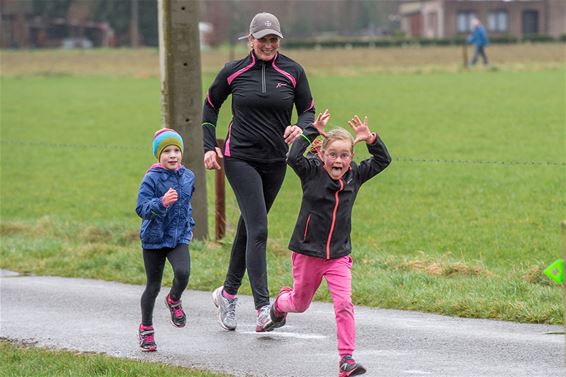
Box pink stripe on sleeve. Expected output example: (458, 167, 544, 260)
(303, 99, 314, 113)
(271, 54, 297, 88)
(206, 93, 215, 109)
(227, 53, 256, 85)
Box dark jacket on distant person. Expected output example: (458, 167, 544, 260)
(468, 25, 488, 47)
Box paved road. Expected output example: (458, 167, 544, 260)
(1, 271, 564, 377)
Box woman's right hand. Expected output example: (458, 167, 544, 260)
(204, 147, 223, 170)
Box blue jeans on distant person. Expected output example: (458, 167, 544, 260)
(471, 45, 488, 65)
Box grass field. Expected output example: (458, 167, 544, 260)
(1, 45, 565, 325)
(0, 340, 231, 377)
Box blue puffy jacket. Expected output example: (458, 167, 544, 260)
(467, 25, 488, 47)
(136, 165, 195, 249)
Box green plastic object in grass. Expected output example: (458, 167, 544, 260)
(544, 259, 564, 285)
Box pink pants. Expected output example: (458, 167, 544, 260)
(276, 252, 355, 356)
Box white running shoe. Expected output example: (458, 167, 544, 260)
(212, 286, 237, 331)
(255, 304, 272, 332)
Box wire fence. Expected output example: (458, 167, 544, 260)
(394, 157, 566, 167)
(0, 139, 146, 151)
(2, 139, 565, 167)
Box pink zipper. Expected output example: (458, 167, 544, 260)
(325, 179, 344, 259)
(303, 214, 311, 241)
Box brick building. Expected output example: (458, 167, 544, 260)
(1, 0, 115, 49)
(399, 0, 566, 38)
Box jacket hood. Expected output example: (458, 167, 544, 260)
(146, 163, 185, 174)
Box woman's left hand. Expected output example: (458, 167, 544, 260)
(283, 125, 303, 144)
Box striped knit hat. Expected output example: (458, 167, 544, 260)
(153, 128, 184, 160)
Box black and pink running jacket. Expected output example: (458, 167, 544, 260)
(287, 126, 392, 260)
(202, 51, 315, 163)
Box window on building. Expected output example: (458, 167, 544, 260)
(457, 11, 477, 33)
(522, 10, 539, 34)
(488, 11, 508, 32)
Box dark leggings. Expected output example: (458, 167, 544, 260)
(471, 45, 488, 65)
(141, 244, 190, 326)
(223, 157, 286, 309)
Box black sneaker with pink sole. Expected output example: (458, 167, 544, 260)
(339, 355, 366, 377)
(165, 294, 186, 328)
(138, 324, 157, 352)
(270, 286, 293, 329)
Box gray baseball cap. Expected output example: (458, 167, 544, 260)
(238, 12, 284, 40)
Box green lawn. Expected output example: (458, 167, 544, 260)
(1, 63, 564, 324)
(0, 340, 232, 377)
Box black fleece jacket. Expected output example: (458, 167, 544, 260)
(287, 126, 392, 259)
(202, 51, 315, 163)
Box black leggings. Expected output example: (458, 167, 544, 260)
(223, 157, 286, 309)
(141, 244, 190, 326)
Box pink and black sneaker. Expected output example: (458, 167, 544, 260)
(258, 286, 292, 332)
(339, 355, 366, 377)
(267, 286, 292, 331)
(138, 324, 157, 352)
(165, 294, 186, 328)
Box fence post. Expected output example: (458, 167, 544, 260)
(215, 139, 226, 241)
(462, 42, 468, 68)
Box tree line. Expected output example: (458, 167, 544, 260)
(28, 0, 400, 47)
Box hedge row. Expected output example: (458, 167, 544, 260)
(284, 34, 566, 49)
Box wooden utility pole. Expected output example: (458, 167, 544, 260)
(130, 0, 140, 48)
(158, 0, 208, 240)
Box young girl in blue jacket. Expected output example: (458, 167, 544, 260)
(136, 128, 195, 352)
(266, 110, 391, 377)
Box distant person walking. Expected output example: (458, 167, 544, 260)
(266, 110, 392, 377)
(202, 12, 315, 332)
(136, 129, 195, 352)
(467, 17, 489, 66)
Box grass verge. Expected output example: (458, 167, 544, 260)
(0, 218, 561, 324)
(0, 339, 232, 377)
